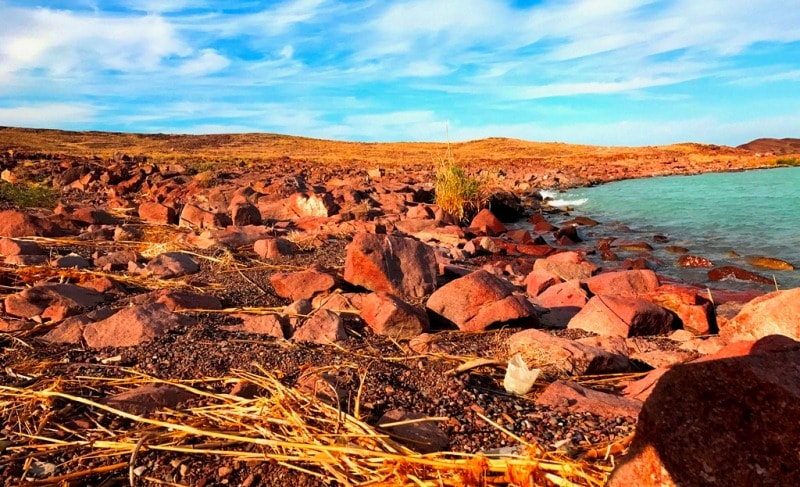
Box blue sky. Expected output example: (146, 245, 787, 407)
(1, 0, 799, 146)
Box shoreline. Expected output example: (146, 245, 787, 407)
(540, 167, 799, 295)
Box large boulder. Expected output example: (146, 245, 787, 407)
(344, 233, 437, 299)
(568, 294, 674, 337)
(426, 270, 538, 332)
(721, 288, 800, 342)
(609, 336, 800, 486)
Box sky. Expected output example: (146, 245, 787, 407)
(1, 0, 799, 146)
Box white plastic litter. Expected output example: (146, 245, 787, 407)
(503, 353, 540, 395)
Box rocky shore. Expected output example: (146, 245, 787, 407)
(0, 130, 798, 486)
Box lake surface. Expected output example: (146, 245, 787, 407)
(546, 166, 800, 289)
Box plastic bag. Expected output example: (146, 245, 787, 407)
(503, 353, 540, 395)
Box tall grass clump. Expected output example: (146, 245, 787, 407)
(434, 143, 484, 222)
(0, 181, 59, 208)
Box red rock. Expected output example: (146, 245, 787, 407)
(4, 283, 104, 321)
(3, 254, 45, 266)
(515, 243, 555, 257)
(156, 290, 222, 311)
(179, 204, 229, 229)
(708, 265, 772, 284)
(533, 252, 597, 281)
(524, 269, 561, 296)
(406, 204, 435, 220)
(360, 292, 429, 338)
(506, 229, 533, 244)
(426, 270, 538, 332)
(568, 294, 674, 337)
(0, 237, 44, 255)
(469, 208, 507, 235)
(230, 202, 262, 226)
(621, 368, 669, 402)
(630, 350, 694, 368)
(612, 239, 653, 251)
(94, 250, 139, 271)
(253, 237, 296, 259)
(55, 205, 119, 226)
(532, 280, 588, 328)
(377, 409, 449, 453)
(536, 380, 642, 418)
(554, 225, 581, 243)
(270, 266, 336, 301)
(508, 329, 631, 376)
(51, 253, 91, 269)
(83, 303, 189, 348)
(145, 252, 200, 278)
(676, 254, 713, 268)
(137, 201, 176, 224)
(533, 220, 557, 232)
(292, 309, 347, 344)
(102, 384, 196, 416)
(745, 255, 794, 270)
(583, 269, 659, 297)
(0, 317, 33, 332)
(609, 338, 800, 486)
(721, 288, 800, 342)
(222, 313, 287, 338)
(0, 210, 63, 237)
(296, 371, 348, 406)
(696, 334, 800, 362)
(645, 284, 716, 335)
(344, 233, 437, 299)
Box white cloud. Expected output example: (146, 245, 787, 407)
(0, 6, 190, 76)
(176, 49, 230, 76)
(0, 103, 97, 127)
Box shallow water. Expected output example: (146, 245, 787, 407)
(549, 167, 800, 289)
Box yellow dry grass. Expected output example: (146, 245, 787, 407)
(0, 366, 615, 486)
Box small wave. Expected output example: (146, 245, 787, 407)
(539, 190, 559, 200)
(547, 198, 588, 207)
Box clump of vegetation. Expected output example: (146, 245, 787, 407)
(775, 157, 800, 167)
(0, 181, 59, 208)
(434, 143, 484, 222)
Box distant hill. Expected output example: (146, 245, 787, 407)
(738, 138, 800, 155)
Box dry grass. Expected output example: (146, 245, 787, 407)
(0, 367, 614, 486)
(0, 127, 768, 174)
(434, 144, 485, 222)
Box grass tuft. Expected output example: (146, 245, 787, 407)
(0, 181, 59, 208)
(775, 157, 800, 167)
(434, 144, 484, 222)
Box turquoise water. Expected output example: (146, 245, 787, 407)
(550, 167, 800, 289)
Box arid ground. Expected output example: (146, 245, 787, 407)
(1, 127, 799, 486)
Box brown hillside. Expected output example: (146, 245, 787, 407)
(0, 126, 773, 186)
(738, 138, 800, 155)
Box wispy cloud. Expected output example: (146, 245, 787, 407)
(0, 103, 97, 127)
(0, 0, 798, 145)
